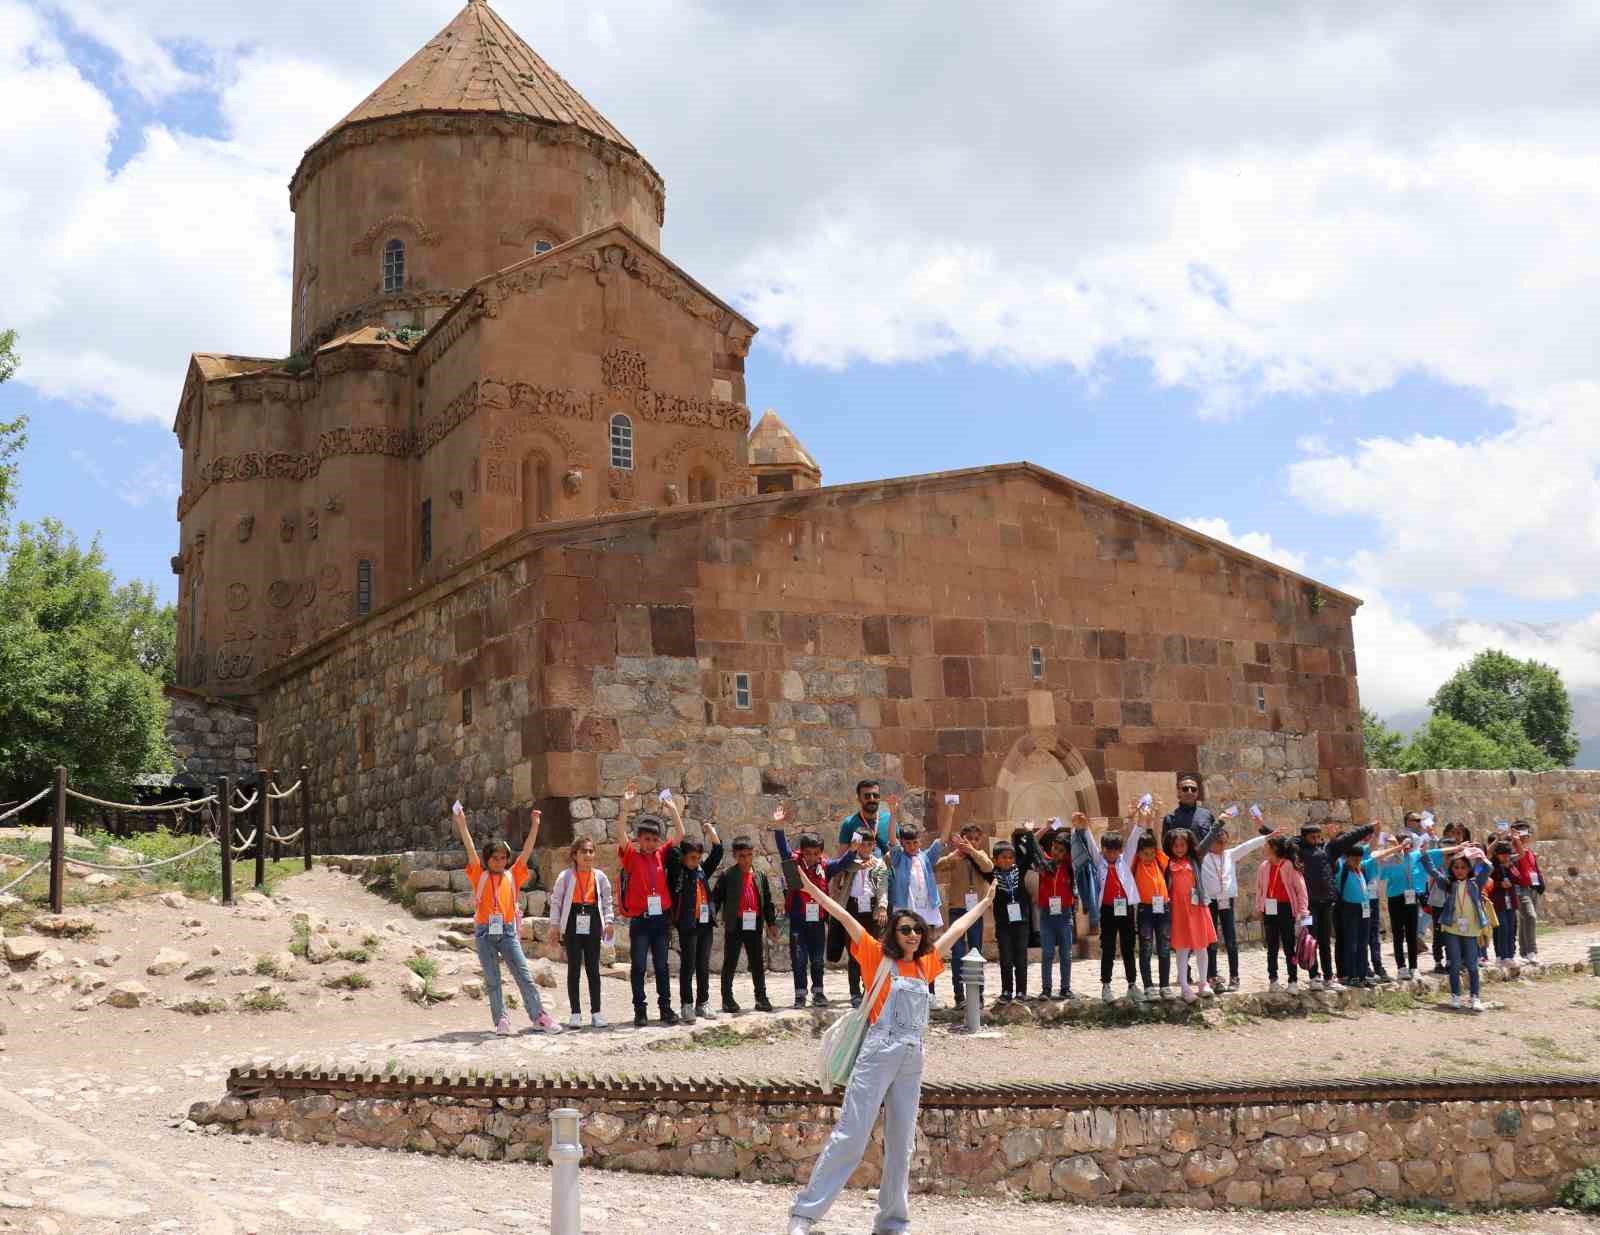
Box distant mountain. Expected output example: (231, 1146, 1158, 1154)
(1374, 619, 1600, 770)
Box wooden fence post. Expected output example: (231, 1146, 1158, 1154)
(220, 774, 234, 907)
(49, 766, 66, 914)
(300, 764, 313, 872)
(256, 767, 272, 891)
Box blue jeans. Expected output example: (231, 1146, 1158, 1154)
(629, 916, 672, 1015)
(474, 924, 544, 1026)
(1337, 901, 1368, 983)
(789, 919, 827, 997)
(950, 918, 984, 1004)
(1039, 912, 1073, 994)
(1444, 931, 1481, 998)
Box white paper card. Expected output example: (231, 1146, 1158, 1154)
(1152, 896, 1166, 914)
(646, 895, 663, 917)
(1264, 897, 1279, 914)
(575, 915, 591, 936)
(487, 914, 504, 937)
(452, 799, 464, 816)
(699, 903, 710, 923)
(1113, 898, 1128, 917)
(1007, 902, 1023, 922)
(944, 794, 960, 805)
(659, 789, 672, 803)
(1048, 896, 1063, 915)
(1404, 889, 1416, 904)
(741, 911, 757, 931)
(1218, 897, 1231, 910)
(1191, 889, 1200, 905)
(805, 902, 820, 922)
(964, 892, 978, 911)
(1361, 902, 1371, 918)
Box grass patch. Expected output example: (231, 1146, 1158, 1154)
(364, 867, 417, 911)
(1558, 1164, 1600, 1213)
(384, 1058, 398, 1075)
(1307, 1011, 1334, 1024)
(337, 948, 371, 964)
(255, 954, 289, 978)
(648, 1024, 793, 1053)
(239, 989, 289, 1013)
(361, 933, 381, 948)
(1371, 988, 1430, 1015)
(405, 954, 438, 982)
(1324, 1198, 1460, 1224)
(1570, 994, 1600, 1012)
(323, 970, 372, 991)
(171, 996, 228, 1016)
(288, 919, 310, 957)
(1524, 1035, 1586, 1064)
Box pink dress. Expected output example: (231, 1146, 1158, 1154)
(1167, 857, 1217, 950)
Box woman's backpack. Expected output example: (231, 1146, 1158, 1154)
(818, 958, 894, 1093)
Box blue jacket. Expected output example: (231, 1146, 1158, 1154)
(887, 839, 945, 919)
(1420, 850, 1492, 932)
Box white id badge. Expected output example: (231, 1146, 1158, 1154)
(488, 913, 504, 937)
(1190, 889, 1200, 906)
(575, 914, 592, 936)
(1264, 898, 1279, 915)
(646, 894, 663, 917)
(805, 901, 820, 923)
(1533, 873, 1542, 887)
(1151, 896, 1166, 914)
(1361, 902, 1371, 918)
(1404, 889, 1416, 904)
(698, 903, 710, 924)
(1113, 898, 1128, 917)
(1007, 902, 1023, 922)
(742, 911, 758, 931)
(1048, 896, 1063, 915)
(1218, 897, 1231, 910)
(965, 892, 979, 911)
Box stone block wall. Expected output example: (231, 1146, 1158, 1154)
(163, 686, 258, 782)
(200, 1084, 1600, 1210)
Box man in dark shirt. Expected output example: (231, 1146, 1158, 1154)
(1162, 776, 1216, 841)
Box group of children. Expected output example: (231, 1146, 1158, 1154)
(456, 780, 1552, 1034)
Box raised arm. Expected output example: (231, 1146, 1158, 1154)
(451, 801, 479, 868)
(794, 864, 867, 943)
(937, 795, 957, 846)
(702, 819, 721, 849)
(1226, 831, 1273, 862)
(615, 782, 637, 848)
(956, 833, 994, 873)
(517, 807, 542, 864)
(934, 880, 997, 955)
(662, 794, 686, 846)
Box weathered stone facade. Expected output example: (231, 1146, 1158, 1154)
(198, 1082, 1600, 1210)
(256, 466, 1367, 885)
(163, 687, 258, 781)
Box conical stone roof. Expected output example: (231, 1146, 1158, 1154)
(318, 0, 638, 153)
(749, 410, 820, 474)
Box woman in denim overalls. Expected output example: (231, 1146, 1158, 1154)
(787, 860, 995, 1235)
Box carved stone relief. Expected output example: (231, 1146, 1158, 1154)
(237, 514, 254, 543)
(324, 495, 344, 514)
(305, 509, 319, 542)
(280, 515, 297, 543)
(607, 468, 636, 501)
(485, 460, 518, 497)
(663, 483, 680, 507)
(319, 564, 341, 591)
(225, 582, 251, 613)
(214, 644, 254, 681)
(449, 489, 464, 510)
(563, 468, 584, 497)
(268, 580, 295, 609)
(602, 347, 648, 390)
(295, 578, 317, 609)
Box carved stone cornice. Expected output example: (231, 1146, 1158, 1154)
(177, 423, 413, 519)
(351, 214, 440, 256)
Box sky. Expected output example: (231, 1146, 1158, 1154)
(5, 0, 1600, 736)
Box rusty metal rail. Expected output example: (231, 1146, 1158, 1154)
(226, 1065, 1600, 1111)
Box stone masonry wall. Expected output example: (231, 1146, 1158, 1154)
(163, 686, 258, 782)
(198, 1085, 1600, 1210)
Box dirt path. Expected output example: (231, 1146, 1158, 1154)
(3, 868, 1600, 1233)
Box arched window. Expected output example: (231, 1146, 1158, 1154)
(522, 454, 554, 525)
(382, 238, 406, 293)
(534, 239, 553, 255)
(609, 414, 633, 470)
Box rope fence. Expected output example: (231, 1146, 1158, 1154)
(0, 764, 314, 910)
(0, 860, 46, 897)
(0, 785, 52, 826)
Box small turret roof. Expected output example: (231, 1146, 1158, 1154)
(316, 0, 638, 153)
(748, 410, 820, 473)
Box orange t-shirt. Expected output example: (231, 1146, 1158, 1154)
(849, 934, 945, 1025)
(572, 869, 597, 905)
(1132, 850, 1169, 903)
(465, 858, 529, 925)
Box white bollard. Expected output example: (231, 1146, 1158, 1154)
(551, 1107, 582, 1235)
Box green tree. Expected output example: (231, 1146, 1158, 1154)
(1362, 708, 1407, 768)
(1430, 649, 1578, 767)
(0, 520, 171, 804)
(1396, 714, 1552, 773)
(110, 579, 178, 686)
(0, 329, 26, 531)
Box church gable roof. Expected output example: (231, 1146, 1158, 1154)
(748, 409, 819, 473)
(318, 0, 636, 152)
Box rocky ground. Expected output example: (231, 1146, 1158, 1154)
(2, 861, 1599, 1233)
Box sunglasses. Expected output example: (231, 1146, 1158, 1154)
(895, 924, 924, 937)
(1179, 785, 1199, 793)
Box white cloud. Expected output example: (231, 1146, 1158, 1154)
(1180, 516, 1309, 576)
(115, 456, 179, 508)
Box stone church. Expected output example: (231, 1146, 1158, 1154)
(171, 0, 1370, 857)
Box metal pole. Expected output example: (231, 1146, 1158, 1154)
(256, 768, 271, 891)
(220, 774, 234, 907)
(49, 767, 67, 914)
(961, 951, 984, 1034)
(550, 1107, 582, 1235)
(300, 764, 312, 872)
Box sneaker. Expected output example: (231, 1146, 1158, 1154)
(1038, 989, 1052, 1001)
(996, 993, 1012, 1005)
(1159, 986, 1175, 1001)
(590, 1012, 609, 1029)
(1287, 980, 1300, 994)
(1182, 990, 1199, 1004)
(753, 998, 775, 1013)
(721, 999, 742, 1015)
(1396, 968, 1411, 981)
(1448, 993, 1463, 1009)
(533, 1011, 564, 1034)
(811, 992, 829, 1008)
(1102, 982, 1115, 1003)
(794, 994, 808, 1010)
(633, 1010, 648, 1028)
(1326, 981, 1346, 993)
(1228, 977, 1240, 991)
(1062, 989, 1078, 1001)
(495, 1015, 513, 1036)
(1471, 996, 1486, 1012)
(1375, 969, 1393, 983)
(695, 1004, 714, 1021)
(681, 1003, 697, 1023)
(1268, 978, 1282, 992)
(1432, 963, 1448, 975)
(788, 1217, 814, 1235)
(566, 1012, 584, 1029)
(1127, 983, 1143, 1003)
(659, 1007, 680, 1026)
(849, 995, 862, 1010)
(1308, 978, 1324, 991)
(1198, 984, 1214, 998)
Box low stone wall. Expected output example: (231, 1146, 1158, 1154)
(164, 686, 258, 781)
(197, 1082, 1600, 1210)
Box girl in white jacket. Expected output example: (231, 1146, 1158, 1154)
(1200, 826, 1277, 991)
(546, 839, 616, 1028)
